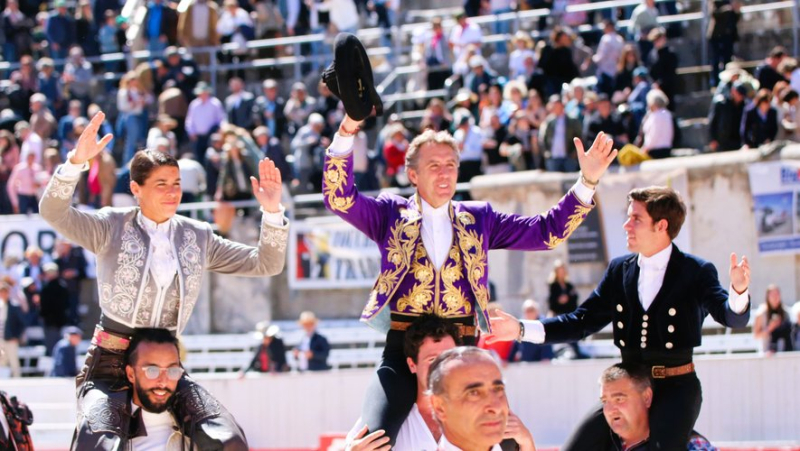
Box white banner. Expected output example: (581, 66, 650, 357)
(747, 161, 800, 254)
(0, 214, 59, 259)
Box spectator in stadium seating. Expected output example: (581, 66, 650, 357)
(501, 111, 537, 171)
(51, 325, 82, 377)
(0, 131, 19, 214)
(452, 111, 484, 182)
(547, 260, 587, 359)
(741, 90, 778, 149)
(52, 239, 87, 326)
(753, 284, 794, 353)
(707, 0, 740, 88)
(225, 77, 256, 130)
(478, 83, 508, 130)
(508, 300, 553, 363)
(254, 79, 288, 140)
(241, 322, 289, 375)
(45, 0, 76, 62)
(29, 94, 56, 142)
(118, 73, 148, 165)
(162, 46, 200, 103)
(777, 89, 800, 142)
(628, 0, 658, 62)
(594, 20, 625, 97)
(508, 31, 536, 81)
(315, 81, 342, 136)
(157, 84, 189, 145)
(756, 46, 788, 92)
(16, 121, 43, 165)
(791, 302, 800, 351)
(0, 281, 25, 377)
(646, 28, 678, 109)
(17, 246, 45, 293)
(708, 80, 747, 152)
(540, 94, 581, 172)
(482, 113, 510, 175)
(637, 89, 673, 159)
(383, 124, 410, 187)
(627, 67, 652, 135)
(564, 81, 587, 122)
(177, 0, 220, 68)
(62, 46, 94, 107)
(253, 126, 290, 183)
(318, 0, 359, 35)
(186, 82, 226, 165)
(7, 149, 43, 215)
(77, 135, 117, 208)
(93, 0, 119, 28)
(75, 0, 100, 58)
(13, 55, 39, 98)
(449, 11, 483, 62)
(146, 115, 179, 156)
(215, 141, 256, 202)
(291, 113, 328, 193)
(39, 262, 69, 355)
(143, 0, 178, 54)
(41, 148, 62, 185)
(538, 27, 580, 98)
(420, 98, 452, 133)
(217, 0, 253, 76)
(585, 94, 627, 149)
(57, 101, 83, 150)
(204, 132, 224, 196)
(177, 153, 206, 203)
(615, 44, 642, 97)
(98, 11, 120, 82)
(36, 59, 62, 115)
(464, 56, 497, 98)
(293, 311, 331, 371)
(284, 82, 317, 137)
(420, 17, 452, 91)
(2, 0, 34, 63)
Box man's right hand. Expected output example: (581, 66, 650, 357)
(68, 112, 113, 166)
(346, 425, 390, 451)
(485, 310, 522, 344)
(340, 114, 363, 135)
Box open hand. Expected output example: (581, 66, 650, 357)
(485, 310, 522, 345)
(574, 131, 618, 184)
(730, 252, 750, 294)
(346, 425, 390, 451)
(69, 112, 113, 165)
(250, 158, 283, 213)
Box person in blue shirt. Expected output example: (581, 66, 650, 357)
(51, 326, 82, 377)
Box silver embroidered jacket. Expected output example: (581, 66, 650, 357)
(40, 167, 289, 335)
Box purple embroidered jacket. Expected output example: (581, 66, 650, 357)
(322, 150, 594, 334)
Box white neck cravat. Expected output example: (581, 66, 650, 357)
(636, 244, 672, 311)
(419, 198, 453, 270)
(138, 213, 178, 289)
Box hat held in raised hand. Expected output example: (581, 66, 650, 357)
(321, 33, 384, 122)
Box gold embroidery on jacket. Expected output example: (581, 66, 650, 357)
(396, 246, 434, 313)
(544, 204, 592, 249)
(454, 211, 489, 312)
(324, 155, 355, 213)
(439, 247, 469, 316)
(363, 219, 420, 316)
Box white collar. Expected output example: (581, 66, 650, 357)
(637, 244, 672, 270)
(439, 434, 502, 451)
(420, 197, 450, 218)
(138, 212, 172, 235)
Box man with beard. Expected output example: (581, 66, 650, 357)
(125, 328, 197, 450)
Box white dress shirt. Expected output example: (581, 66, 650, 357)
(138, 214, 179, 289)
(438, 434, 502, 451)
(395, 403, 438, 450)
(522, 245, 751, 343)
(641, 108, 674, 150)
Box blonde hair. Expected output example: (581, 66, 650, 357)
(405, 129, 460, 172)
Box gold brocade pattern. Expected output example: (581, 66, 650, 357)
(454, 211, 489, 312)
(439, 247, 469, 316)
(323, 154, 355, 213)
(363, 219, 420, 316)
(396, 246, 434, 313)
(544, 204, 592, 249)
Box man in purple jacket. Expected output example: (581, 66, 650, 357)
(323, 114, 617, 444)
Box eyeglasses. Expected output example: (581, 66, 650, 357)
(140, 365, 184, 381)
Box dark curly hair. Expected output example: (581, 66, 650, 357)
(403, 314, 462, 363)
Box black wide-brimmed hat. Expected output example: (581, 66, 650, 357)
(321, 33, 384, 122)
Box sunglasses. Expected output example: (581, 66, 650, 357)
(140, 365, 184, 381)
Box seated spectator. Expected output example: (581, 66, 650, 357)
(0, 282, 25, 377)
(777, 88, 800, 142)
(756, 46, 788, 92)
(464, 56, 497, 98)
(46, 0, 76, 61)
(177, 153, 206, 203)
(638, 89, 673, 159)
(284, 82, 316, 137)
(383, 124, 409, 187)
(502, 111, 537, 171)
(292, 311, 330, 371)
(29, 94, 56, 142)
(452, 111, 484, 183)
(146, 114, 179, 156)
(708, 81, 747, 151)
(564, 81, 587, 121)
(615, 44, 642, 96)
(482, 113, 510, 174)
(57, 100, 83, 149)
(479, 83, 509, 130)
(585, 94, 627, 149)
(753, 284, 794, 353)
(290, 113, 328, 193)
(7, 149, 44, 215)
(503, 80, 527, 117)
(314, 81, 341, 137)
(539, 94, 581, 172)
(225, 77, 256, 130)
(241, 322, 289, 375)
(420, 98, 452, 133)
(508, 300, 553, 363)
(741, 90, 778, 149)
(509, 31, 536, 80)
(0, 131, 19, 214)
(39, 262, 69, 355)
(161, 46, 200, 102)
(51, 326, 82, 377)
(62, 46, 94, 107)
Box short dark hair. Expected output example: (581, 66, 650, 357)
(403, 314, 462, 363)
(125, 328, 180, 366)
(599, 362, 652, 393)
(627, 186, 687, 240)
(427, 346, 497, 395)
(130, 149, 179, 185)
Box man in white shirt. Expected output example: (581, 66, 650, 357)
(449, 11, 483, 62)
(593, 20, 625, 97)
(488, 186, 751, 451)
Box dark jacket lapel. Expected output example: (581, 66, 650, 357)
(646, 244, 684, 313)
(623, 254, 640, 309)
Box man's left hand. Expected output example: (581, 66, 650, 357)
(250, 157, 282, 213)
(575, 131, 618, 184)
(504, 412, 536, 451)
(485, 310, 522, 344)
(730, 252, 750, 294)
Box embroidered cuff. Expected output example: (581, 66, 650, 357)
(57, 160, 90, 180)
(260, 204, 288, 227)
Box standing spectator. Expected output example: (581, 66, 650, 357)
(464, 56, 497, 97)
(627, 66, 652, 132)
(584, 94, 627, 148)
(292, 311, 330, 371)
(538, 27, 580, 98)
(646, 28, 679, 109)
(546, 259, 586, 362)
(253, 126, 290, 183)
(51, 326, 82, 377)
(420, 17, 452, 91)
(142, 0, 178, 54)
(224, 77, 256, 129)
(0, 131, 19, 214)
(177, 0, 220, 68)
(2, 0, 34, 63)
(177, 153, 206, 203)
(98, 10, 119, 90)
(318, 0, 359, 35)
(7, 150, 43, 214)
(29, 94, 57, 142)
(52, 240, 86, 326)
(449, 11, 483, 62)
(314, 82, 341, 136)
(628, 0, 658, 61)
(204, 133, 224, 197)
(161, 46, 200, 102)
(57, 101, 83, 149)
(17, 246, 45, 292)
(741, 90, 778, 149)
(483, 113, 510, 174)
(420, 98, 452, 133)
(215, 141, 256, 202)
(77, 139, 116, 208)
(707, 0, 741, 88)
(753, 284, 793, 353)
(37, 59, 62, 115)
(146, 114, 179, 156)
(39, 262, 69, 356)
(12, 55, 39, 97)
(216, 0, 254, 75)
(93, 0, 120, 27)
(240, 322, 289, 375)
(638, 89, 674, 159)
(16, 121, 43, 165)
(185, 82, 226, 165)
(0, 282, 25, 378)
(62, 46, 93, 106)
(117, 72, 147, 164)
(502, 111, 537, 171)
(777, 89, 800, 142)
(75, 0, 99, 58)
(593, 20, 625, 97)
(253, 79, 287, 140)
(452, 112, 484, 183)
(46, 0, 77, 62)
(539, 94, 582, 172)
(290, 113, 327, 193)
(508, 300, 554, 362)
(508, 31, 536, 81)
(383, 124, 409, 187)
(756, 47, 788, 92)
(614, 44, 642, 97)
(284, 82, 316, 137)
(708, 81, 747, 151)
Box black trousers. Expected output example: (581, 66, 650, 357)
(72, 343, 248, 450)
(562, 371, 702, 451)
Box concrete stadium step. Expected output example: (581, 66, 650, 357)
(1, 378, 76, 404)
(27, 402, 76, 424)
(28, 422, 74, 449)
